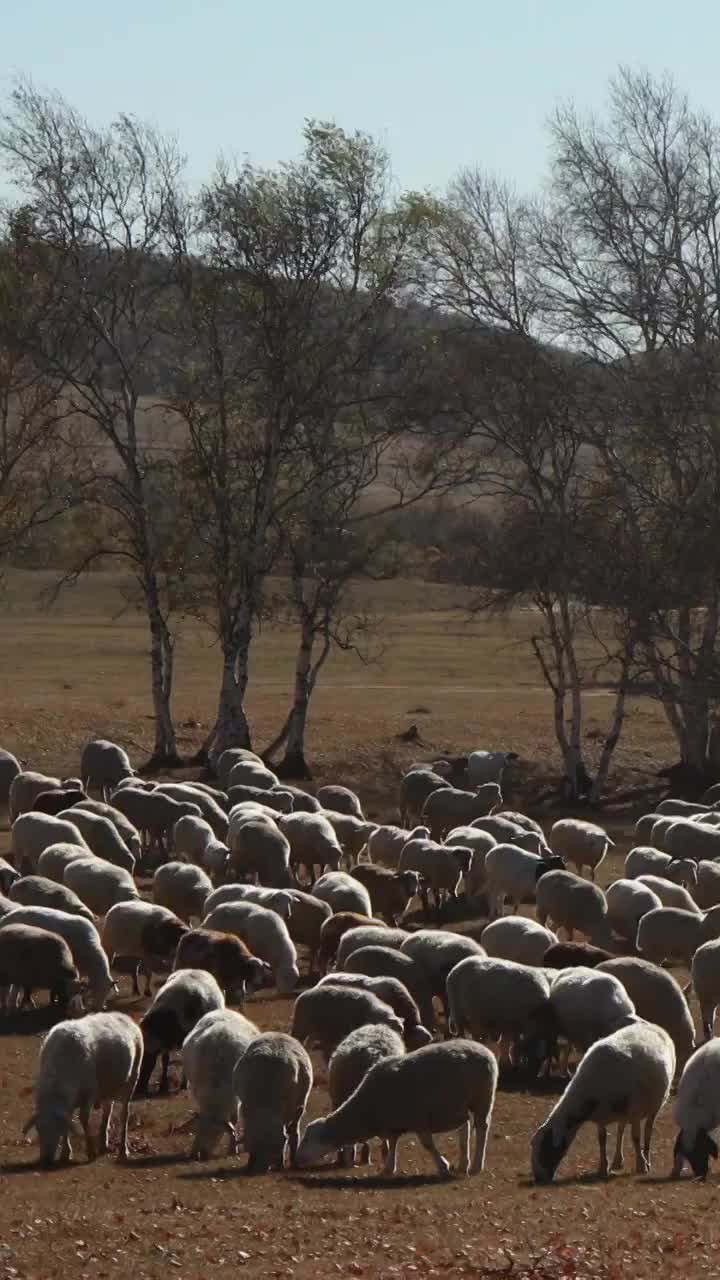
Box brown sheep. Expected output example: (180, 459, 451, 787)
(350, 866, 422, 925)
(173, 928, 272, 1002)
(317, 912, 387, 972)
(543, 941, 615, 969)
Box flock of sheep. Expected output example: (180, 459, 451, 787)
(1, 742, 720, 1183)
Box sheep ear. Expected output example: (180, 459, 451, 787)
(22, 1113, 37, 1136)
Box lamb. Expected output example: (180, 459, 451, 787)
(227, 784, 294, 814)
(398, 836, 473, 913)
(399, 768, 453, 827)
(343, 945, 436, 1031)
(531, 1022, 675, 1182)
(550, 819, 612, 881)
(227, 815, 294, 888)
(312, 871, 372, 916)
(447, 956, 552, 1067)
(535, 870, 614, 949)
(153, 862, 213, 922)
(202, 883, 293, 920)
(466, 750, 518, 787)
(73, 799, 142, 861)
(216, 747, 264, 789)
(63, 857, 139, 916)
(605, 879, 663, 943)
(635, 874, 701, 913)
(227, 760, 279, 791)
(202, 901, 299, 994)
(321, 812, 378, 864)
(689, 939, 720, 1040)
(111, 788, 201, 856)
(401, 930, 485, 1022)
(480, 917, 558, 967)
(173, 928, 272, 1002)
(695, 860, 720, 909)
(317, 785, 364, 818)
(9, 771, 61, 821)
(102, 901, 188, 996)
(422, 784, 501, 841)
(137, 968, 225, 1093)
(636, 907, 705, 966)
(0, 923, 80, 1013)
(671, 1040, 720, 1177)
(597, 958, 695, 1073)
(664, 819, 720, 862)
(11, 812, 88, 873)
(320, 916, 396, 970)
(173, 815, 228, 882)
(327, 1024, 406, 1166)
(624, 846, 698, 888)
(290, 984, 405, 1063)
(283, 889, 332, 974)
(297, 1039, 498, 1177)
(316, 973, 432, 1049)
(365, 824, 429, 870)
(0, 903, 116, 1006)
(543, 941, 615, 969)
(233, 1032, 313, 1172)
(548, 969, 637, 1062)
(0, 857, 19, 894)
(81, 739, 134, 799)
(484, 844, 565, 919)
(277, 812, 343, 881)
(155, 783, 229, 841)
(181, 1009, 259, 1158)
(37, 842, 92, 884)
(23, 1011, 143, 1165)
(349, 865, 421, 924)
(9, 875, 95, 921)
(34, 787, 87, 816)
(57, 807, 135, 873)
(0, 748, 20, 813)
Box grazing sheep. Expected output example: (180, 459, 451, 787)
(343, 945, 436, 1031)
(635, 874, 701, 913)
(327, 1024, 406, 1166)
(695, 860, 720, 910)
(637, 907, 706, 967)
(0, 895, 15, 919)
(153, 862, 213, 923)
(57, 808, 134, 873)
(470, 815, 533, 844)
(480, 917, 558, 967)
(283, 889, 332, 973)
(316, 973, 431, 1049)
(0, 857, 20, 894)
(312, 871, 372, 917)
(401, 930, 485, 1022)
(349, 865, 421, 924)
(422, 785, 501, 841)
(317, 785, 364, 818)
(320, 916, 395, 971)
(535, 870, 614, 949)
(0, 923, 80, 1013)
(34, 788, 87, 816)
(365, 824, 429, 870)
(624, 846, 698, 887)
(181, 1009, 259, 1158)
(657, 798, 710, 816)
(447, 956, 552, 1067)
(290, 984, 405, 1063)
(550, 819, 612, 881)
(81, 740, 134, 799)
(322, 812, 378, 864)
(672, 1040, 720, 1177)
(111, 788, 201, 857)
(279, 785, 321, 814)
(202, 901, 299, 994)
(297, 1040, 498, 1177)
(0, 749, 20, 813)
(227, 815, 294, 888)
(399, 769, 452, 827)
(277, 812, 343, 882)
(63, 857, 139, 916)
(484, 844, 565, 920)
(399, 836, 473, 913)
(444, 827, 496, 901)
(690, 939, 720, 1041)
(36, 842, 91, 884)
(605, 879, 663, 943)
(227, 761, 279, 791)
(137, 969, 225, 1093)
(549, 969, 636, 1063)
(73, 799, 142, 861)
(11, 812, 88, 873)
(9, 875, 95, 921)
(233, 1032, 313, 1173)
(496, 811, 544, 835)
(23, 1011, 143, 1165)
(0, 906, 116, 1007)
(228, 784, 294, 814)
(467, 750, 518, 788)
(202, 883, 293, 920)
(216, 748, 264, 790)
(531, 1022, 675, 1182)
(543, 941, 614, 969)
(9, 771, 61, 822)
(664, 820, 720, 862)
(155, 783, 228, 841)
(597, 958, 695, 1073)
(173, 928, 272, 1002)
(102, 901, 188, 996)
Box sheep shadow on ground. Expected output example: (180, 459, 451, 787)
(498, 1067, 567, 1096)
(289, 1171, 454, 1190)
(517, 1170, 673, 1190)
(0, 1006, 65, 1037)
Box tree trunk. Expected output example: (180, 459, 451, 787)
(680, 700, 710, 775)
(211, 648, 253, 758)
(145, 584, 182, 769)
(278, 619, 315, 779)
(590, 670, 629, 802)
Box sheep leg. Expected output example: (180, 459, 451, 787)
(116, 1096, 133, 1162)
(417, 1130, 451, 1177)
(336, 1145, 354, 1167)
(596, 1125, 609, 1178)
(611, 1124, 625, 1171)
(455, 1120, 471, 1176)
(639, 1111, 658, 1174)
(79, 1104, 95, 1161)
(59, 1133, 73, 1164)
(471, 1114, 490, 1174)
(286, 1110, 302, 1167)
(382, 1136, 399, 1176)
(359, 1142, 371, 1165)
(702, 1002, 715, 1041)
(97, 1102, 113, 1155)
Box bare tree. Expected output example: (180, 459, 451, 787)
(0, 83, 187, 766)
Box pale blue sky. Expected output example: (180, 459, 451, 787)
(3, 0, 720, 195)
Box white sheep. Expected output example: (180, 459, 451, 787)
(11, 812, 88, 873)
(401, 930, 485, 1020)
(690, 938, 720, 1041)
(312, 871, 372, 917)
(444, 826, 496, 900)
(327, 1024, 406, 1166)
(81, 740, 134, 799)
(155, 783, 228, 841)
(446, 956, 552, 1066)
(74, 799, 142, 862)
(0, 857, 19, 894)
(227, 814, 294, 888)
(202, 901, 299, 994)
(343, 945, 436, 1031)
(297, 1040, 498, 1177)
(671, 1040, 720, 1177)
(36, 842, 92, 884)
(233, 1032, 313, 1172)
(316, 973, 431, 1049)
(335, 925, 409, 970)
(480, 917, 558, 967)
(181, 1008, 259, 1158)
(664, 819, 720, 862)
(138, 968, 225, 1093)
(605, 879, 662, 943)
(23, 1011, 143, 1165)
(0, 905, 116, 1007)
(535, 870, 614, 949)
(636, 906, 705, 966)
(63, 857, 139, 916)
(422, 785, 501, 841)
(364, 824, 429, 869)
(550, 819, 612, 881)
(102, 900, 187, 996)
(227, 760, 279, 791)
(484, 844, 562, 919)
(9, 874, 95, 920)
(277, 812, 343, 881)
(9, 771, 61, 822)
(399, 768, 452, 827)
(398, 835, 473, 912)
(624, 846, 698, 887)
(321, 811, 377, 865)
(153, 862, 213, 922)
(57, 807, 135, 872)
(597, 957, 695, 1074)
(531, 1022, 675, 1182)
(202, 883, 293, 919)
(216, 747, 264, 789)
(549, 968, 636, 1064)
(467, 750, 518, 787)
(696, 860, 720, 910)
(317, 785, 364, 818)
(291, 984, 405, 1062)
(635, 874, 700, 913)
